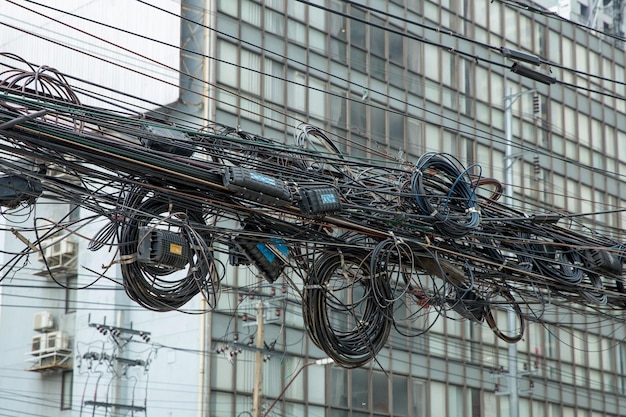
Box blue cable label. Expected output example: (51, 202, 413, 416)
(250, 172, 276, 186)
(321, 193, 337, 204)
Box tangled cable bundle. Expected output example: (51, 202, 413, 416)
(483, 286, 525, 343)
(527, 238, 584, 285)
(411, 152, 481, 238)
(118, 188, 218, 312)
(302, 251, 393, 368)
(0, 53, 81, 105)
(369, 238, 417, 310)
(2, 57, 626, 367)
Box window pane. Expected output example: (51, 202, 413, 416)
(330, 367, 348, 407)
(288, 70, 307, 112)
(350, 8, 366, 48)
(241, 50, 261, 95)
(217, 41, 238, 87)
(413, 380, 426, 417)
(352, 367, 369, 410)
(211, 354, 234, 390)
(210, 392, 233, 416)
(424, 44, 440, 82)
(265, 9, 284, 36)
(309, 77, 326, 120)
(372, 370, 389, 414)
(393, 374, 408, 416)
(389, 31, 403, 65)
(263, 58, 284, 103)
(429, 381, 445, 416)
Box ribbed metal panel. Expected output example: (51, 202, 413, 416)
(0, 0, 181, 109)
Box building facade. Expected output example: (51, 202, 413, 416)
(1, 1, 626, 417)
(535, 0, 625, 37)
(209, 1, 626, 416)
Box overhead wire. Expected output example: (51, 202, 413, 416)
(2, 282, 620, 412)
(300, 0, 626, 104)
(4, 0, 624, 203)
(123, 0, 619, 197)
(1, 2, 624, 368)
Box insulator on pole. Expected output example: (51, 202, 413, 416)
(533, 93, 541, 118)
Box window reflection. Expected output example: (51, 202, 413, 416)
(351, 367, 369, 410)
(330, 367, 348, 407)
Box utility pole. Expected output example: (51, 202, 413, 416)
(262, 357, 333, 417)
(252, 301, 264, 417)
(504, 86, 536, 417)
(504, 86, 518, 417)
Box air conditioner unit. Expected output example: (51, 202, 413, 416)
(45, 331, 70, 352)
(39, 237, 77, 268)
(31, 334, 47, 356)
(33, 311, 54, 332)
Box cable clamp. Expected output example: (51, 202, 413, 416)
(11, 228, 39, 253)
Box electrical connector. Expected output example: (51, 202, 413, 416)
(137, 228, 190, 270)
(223, 167, 292, 206)
(139, 124, 195, 156)
(239, 237, 288, 283)
(448, 288, 485, 322)
(583, 248, 623, 275)
(298, 187, 342, 215)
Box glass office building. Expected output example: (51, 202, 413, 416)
(207, 1, 626, 416)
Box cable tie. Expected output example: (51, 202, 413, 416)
(116, 254, 137, 265)
(430, 209, 438, 217)
(338, 251, 351, 282)
(303, 284, 324, 290)
(388, 231, 404, 245)
(497, 259, 508, 271)
(466, 207, 480, 215)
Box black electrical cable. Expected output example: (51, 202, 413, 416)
(302, 250, 392, 368)
(411, 152, 481, 238)
(118, 188, 218, 311)
(484, 287, 525, 343)
(5, 8, 626, 198)
(3, 73, 626, 368)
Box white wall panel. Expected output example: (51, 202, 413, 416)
(0, 0, 181, 110)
